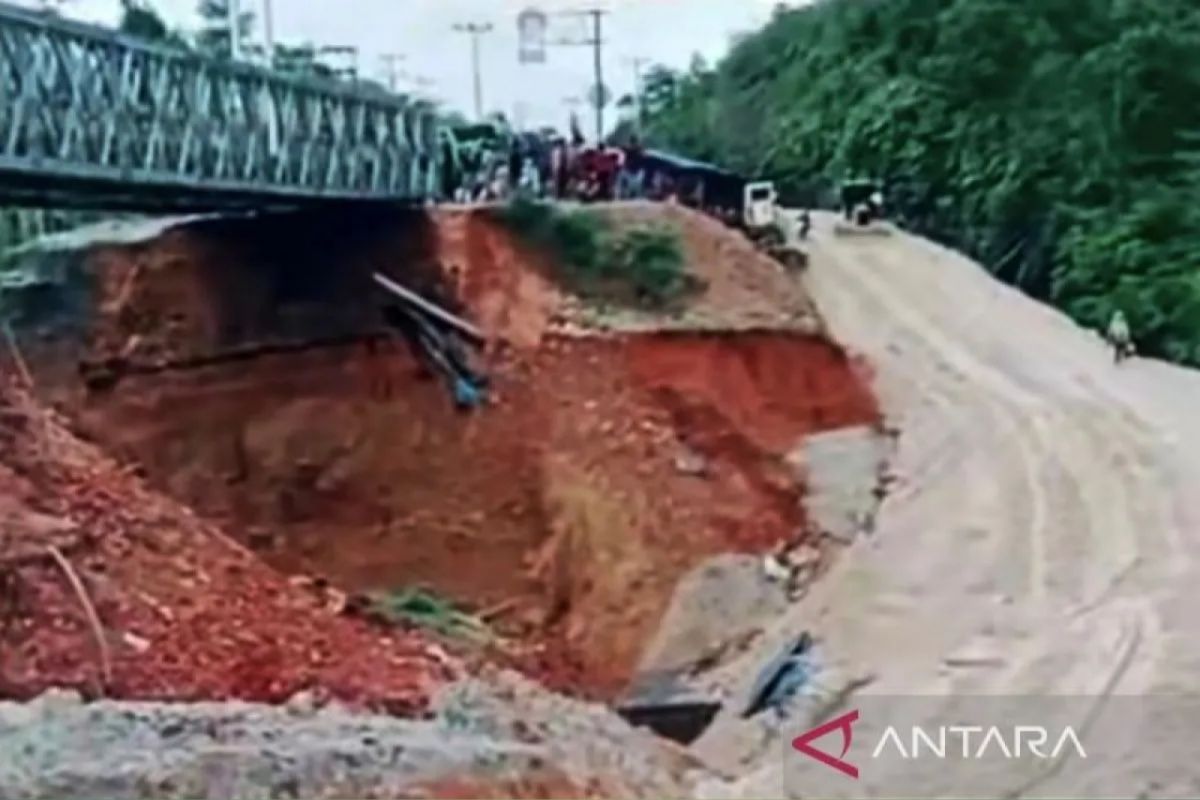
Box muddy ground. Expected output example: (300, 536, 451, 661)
(0, 203, 887, 797)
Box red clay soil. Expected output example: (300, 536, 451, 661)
(627, 333, 878, 454)
(8, 202, 880, 702)
(60, 328, 877, 699)
(434, 208, 563, 350)
(0, 380, 456, 711)
(19, 208, 449, 387)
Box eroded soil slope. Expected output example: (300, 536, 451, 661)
(66, 328, 875, 697)
(5, 203, 878, 703)
(0, 379, 454, 710)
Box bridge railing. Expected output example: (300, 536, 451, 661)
(0, 2, 441, 208)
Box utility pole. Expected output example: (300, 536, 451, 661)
(590, 10, 605, 142)
(453, 22, 494, 121)
(380, 53, 406, 92)
(624, 56, 648, 134)
(228, 0, 241, 59)
(551, 9, 609, 143)
(262, 0, 274, 57)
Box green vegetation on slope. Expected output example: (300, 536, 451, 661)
(368, 586, 494, 645)
(637, 0, 1200, 364)
(495, 198, 692, 308)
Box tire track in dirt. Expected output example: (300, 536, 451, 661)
(864, 233, 1181, 608)
(811, 237, 1059, 607)
(900, 234, 1177, 511)
(724, 213, 1199, 794)
(842, 233, 1172, 613)
(700, 213, 1200, 798)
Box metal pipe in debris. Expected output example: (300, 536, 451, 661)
(372, 272, 485, 344)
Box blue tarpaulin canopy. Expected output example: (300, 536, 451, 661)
(637, 149, 748, 208)
(640, 149, 742, 179)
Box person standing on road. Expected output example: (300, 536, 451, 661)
(507, 140, 524, 199)
(798, 210, 812, 241)
(1106, 309, 1134, 363)
(620, 136, 645, 199)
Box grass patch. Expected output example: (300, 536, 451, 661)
(494, 198, 695, 308)
(367, 586, 494, 645)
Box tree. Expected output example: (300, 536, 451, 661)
(119, 0, 168, 41)
(635, 0, 1200, 365)
(640, 66, 679, 116)
(119, 0, 188, 48)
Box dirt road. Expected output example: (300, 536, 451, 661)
(700, 213, 1200, 798)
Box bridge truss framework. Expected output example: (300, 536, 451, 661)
(0, 2, 443, 211)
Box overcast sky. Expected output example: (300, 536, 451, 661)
(37, 0, 783, 131)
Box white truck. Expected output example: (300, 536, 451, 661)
(743, 181, 786, 247)
(744, 181, 779, 230)
(742, 180, 808, 271)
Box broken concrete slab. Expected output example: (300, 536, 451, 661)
(0, 678, 709, 800)
(631, 554, 790, 685)
(789, 424, 892, 544)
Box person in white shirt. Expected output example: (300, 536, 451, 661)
(1106, 310, 1134, 363)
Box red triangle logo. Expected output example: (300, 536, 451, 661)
(791, 709, 860, 779)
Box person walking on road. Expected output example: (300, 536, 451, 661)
(797, 210, 812, 241)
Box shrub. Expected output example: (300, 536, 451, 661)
(494, 199, 689, 308)
(607, 225, 688, 305)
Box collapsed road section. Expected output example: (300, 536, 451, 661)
(0, 202, 889, 795)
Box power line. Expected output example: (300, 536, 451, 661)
(453, 22, 494, 121)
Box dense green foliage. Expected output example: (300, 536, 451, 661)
(497, 198, 691, 307)
(638, 0, 1200, 364)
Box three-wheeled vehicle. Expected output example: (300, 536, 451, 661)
(835, 178, 890, 236)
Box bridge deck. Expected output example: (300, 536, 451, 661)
(0, 2, 442, 211)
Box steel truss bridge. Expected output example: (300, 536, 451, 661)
(0, 2, 442, 212)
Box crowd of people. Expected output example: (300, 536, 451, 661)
(443, 126, 696, 206)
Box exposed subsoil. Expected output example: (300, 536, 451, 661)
(4, 203, 878, 708)
(0, 379, 454, 712)
(64, 329, 875, 700)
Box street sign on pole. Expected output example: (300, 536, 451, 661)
(517, 8, 547, 64)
